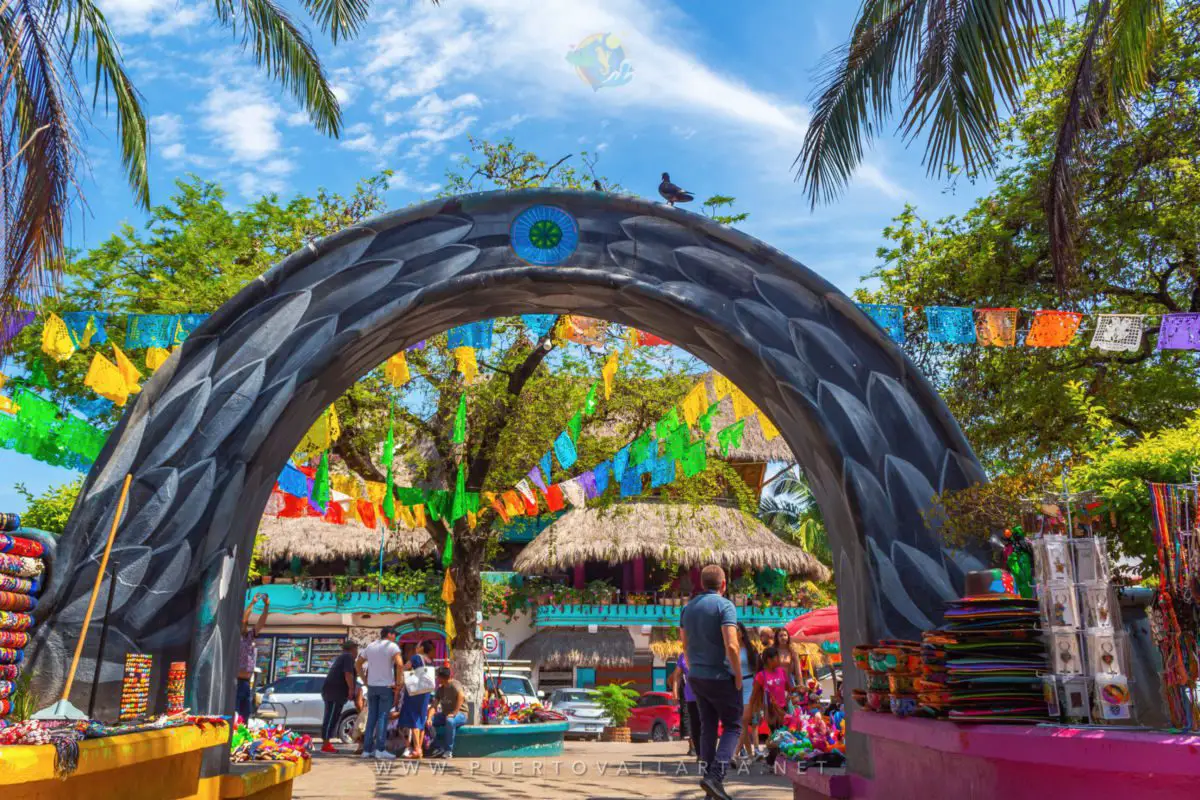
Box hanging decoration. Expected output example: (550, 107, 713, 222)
(1025, 310, 1083, 347)
(601, 352, 618, 399)
(925, 306, 977, 344)
(584, 383, 598, 415)
(383, 352, 411, 387)
(731, 387, 756, 421)
(635, 331, 671, 346)
(717, 419, 746, 457)
(0, 310, 35, 349)
(858, 304, 905, 343)
(447, 320, 494, 351)
(975, 308, 1019, 347)
(561, 316, 607, 347)
(62, 312, 109, 348)
(712, 374, 734, 400)
(112, 345, 143, 397)
(170, 314, 210, 345)
(521, 314, 557, 340)
(553, 431, 577, 470)
(567, 410, 583, 443)
(1147, 482, 1200, 730)
(296, 405, 340, 458)
(311, 452, 331, 512)
(543, 484, 566, 512)
(40, 314, 76, 362)
(539, 452, 553, 482)
(452, 393, 468, 444)
(1157, 313, 1200, 351)
(145, 347, 170, 372)
(681, 439, 707, 477)
(84, 353, 131, 406)
(452, 346, 479, 383)
(612, 445, 629, 480)
(125, 315, 176, 349)
(759, 413, 781, 441)
(560, 478, 585, 508)
(697, 400, 720, 434)
(450, 463, 468, 524)
(382, 405, 396, 523)
(528, 466, 547, 493)
(1090, 314, 1144, 353)
(680, 381, 709, 427)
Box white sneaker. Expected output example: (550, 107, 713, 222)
(360, 751, 374, 759)
(375, 751, 396, 760)
(402, 748, 414, 758)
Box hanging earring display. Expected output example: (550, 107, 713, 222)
(119, 653, 153, 721)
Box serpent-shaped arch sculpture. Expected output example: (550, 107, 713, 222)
(29, 189, 985, 724)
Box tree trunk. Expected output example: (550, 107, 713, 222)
(450, 537, 486, 722)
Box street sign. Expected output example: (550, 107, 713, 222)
(481, 630, 502, 658)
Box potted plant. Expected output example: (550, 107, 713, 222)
(584, 579, 615, 605)
(594, 682, 640, 743)
(730, 574, 756, 606)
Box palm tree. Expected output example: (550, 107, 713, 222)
(797, 0, 1167, 294)
(759, 468, 832, 567)
(0, 0, 393, 321)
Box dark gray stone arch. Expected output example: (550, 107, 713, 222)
(30, 188, 985, 721)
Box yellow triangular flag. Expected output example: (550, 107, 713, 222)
(398, 505, 416, 529)
(327, 405, 342, 444)
(442, 568, 456, 604)
(681, 382, 710, 427)
(84, 352, 130, 407)
(41, 314, 76, 362)
(384, 352, 411, 388)
(731, 386, 756, 420)
(412, 504, 426, 528)
(145, 347, 170, 372)
(112, 344, 142, 396)
(331, 475, 360, 498)
(0, 396, 18, 415)
(759, 412, 781, 441)
(602, 352, 618, 400)
(467, 511, 477, 531)
(712, 374, 734, 401)
(444, 606, 456, 651)
(452, 346, 479, 383)
(365, 481, 387, 505)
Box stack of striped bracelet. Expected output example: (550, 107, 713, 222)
(0, 514, 44, 723)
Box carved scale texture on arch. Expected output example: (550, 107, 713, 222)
(28, 189, 985, 720)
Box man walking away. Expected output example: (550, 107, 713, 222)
(356, 627, 402, 760)
(237, 594, 270, 722)
(428, 667, 467, 758)
(680, 564, 743, 800)
(320, 641, 358, 753)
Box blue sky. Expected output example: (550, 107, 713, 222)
(2, 0, 993, 512)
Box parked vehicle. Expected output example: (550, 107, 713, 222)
(627, 691, 680, 742)
(546, 688, 611, 739)
(485, 673, 543, 707)
(259, 673, 358, 742)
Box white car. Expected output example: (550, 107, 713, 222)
(259, 673, 358, 741)
(485, 674, 542, 707)
(547, 688, 611, 739)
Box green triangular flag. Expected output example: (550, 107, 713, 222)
(313, 451, 331, 510)
(665, 424, 691, 461)
(717, 419, 746, 457)
(681, 439, 707, 477)
(396, 487, 425, 506)
(427, 490, 449, 521)
(631, 431, 653, 464)
(450, 463, 468, 522)
(383, 405, 396, 522)
(584, 383, 598, 416)
(442, 532, 454, 569)
(567, 410, 583, 442)
(452, 393, 467, 444)
(656, 408, 680, 439)
(697, 401, 721, 434)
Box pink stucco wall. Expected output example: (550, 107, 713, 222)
(790, 714, 1200, 800)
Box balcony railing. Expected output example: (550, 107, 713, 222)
(534, 603, 806, 628)
(246, 582, 430, 615)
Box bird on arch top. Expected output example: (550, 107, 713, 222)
(658, 172, 694, 206)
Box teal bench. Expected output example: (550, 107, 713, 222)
(432, 721, 568, 759)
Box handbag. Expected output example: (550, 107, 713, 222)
(404, 661, 436, 695)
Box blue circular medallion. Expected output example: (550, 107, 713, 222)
(510, 205, 579, 265)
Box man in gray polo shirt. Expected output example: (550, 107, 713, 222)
(680, 564, 743, 800)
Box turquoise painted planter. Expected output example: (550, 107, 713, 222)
(436, 721, 568, 759)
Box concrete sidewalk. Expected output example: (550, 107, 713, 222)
(293, 740, 795, 799)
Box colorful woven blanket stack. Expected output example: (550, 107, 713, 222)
(0, 516, 44, 723)
(917, 569, 1049, 723)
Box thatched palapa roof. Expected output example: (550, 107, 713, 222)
(511, 628, 634, 669)
(513, 502, 830, 581)
(258, 515, 434, 562)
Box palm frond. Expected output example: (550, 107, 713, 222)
(228, 0, 342, 136)
(301, 0, 371, 44)
(1102, 0, 1165, 115)
(796, 0, 926, 207)
(1045, 0, 1111, 296)
(901, 0, 1052, 177)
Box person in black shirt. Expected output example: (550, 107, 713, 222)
(320, 641, 359, 752)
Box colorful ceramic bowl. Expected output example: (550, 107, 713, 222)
(852, 645, 872, 672)
(866, 670, 890, 691)
(888, 672, 917, 694)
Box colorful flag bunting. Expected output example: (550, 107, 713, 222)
(452, 393, 468, 444)
(717, 419, 746, 457)
(579, 470, 600, 499)
(126, 314, 176, 349)
(312, 451, 331, 511)
(562, 316, 607, 346)
(567, 410, 583, 442)
(613, 445, 630, 479)
(452, 346, 479, 383)
(561, 478, 586, 508)
(925, 306, 977, 344)
(1157, 313, 1200, 351)
(383, 406, 396, 522)
(539, 452, 553, 482)
(112, 345, 143, 396)
(656, 408, 680, 439)
(731, 387, 756, 421)
(1090, 314, 1144, 352)
(279, 464, 310, 498)
(41, 314, 76, 362)
(145, 347, 170, 372)
(171, 314, 209, 346)
(650, 453, 676, 488)
(697, 401, 720, 434)
(858, 303, 905, 342)
(681, 439, 707, 477)
(451, 463, 468, 523)
(83, 352, 130, 406)
(553, 430, 578, 470)
(528, 466, 547, 493)
(1025, 310, 1082, 347)
(680, 382, 709, 427)
(357, 500, 377, 528)
(62, 311, 109, 347)
(759, 413, 781, 441)
(602, 352, 618, 399)
(975, 308, 1019, 347)
(521, 314, 557, 340)
(0, 310, 35, 348)
(712, 374, 734, 401)
(384, 352, 411, 387)
(620, 468, 642, 497)
(544, 484, 566, 512)
(594, 461, 613, 494)
(584, 383, 598, 415)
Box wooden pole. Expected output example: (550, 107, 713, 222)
(61, 474, 133, 703)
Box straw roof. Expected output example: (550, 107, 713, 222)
(258, 515, 434, 562)
(511, 628, 635, 669)
(649, 629, 684, 660)
(512, 501, 830, 580)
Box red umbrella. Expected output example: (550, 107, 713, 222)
(786, 605, 839, 644)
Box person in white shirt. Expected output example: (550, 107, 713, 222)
(355, 627, 403, 759)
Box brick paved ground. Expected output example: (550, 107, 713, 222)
(292, 740, 795, 800)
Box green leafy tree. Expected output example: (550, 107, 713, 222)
(14, 479, 82, 534)
(759, 469, 830, 568)
(800, 1, 1171, 290)
(0, 0, 390, 315)
(855, 6, 1200, 471)
(593, 682, 639, 728)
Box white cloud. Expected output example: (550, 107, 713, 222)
(201, 86, 284, 163)
(388, 169, 442, 196)
(150, 111, 216, 168)
(98, 0, 202, 35)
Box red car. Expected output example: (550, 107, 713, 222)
(627, 691, 681, 742)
